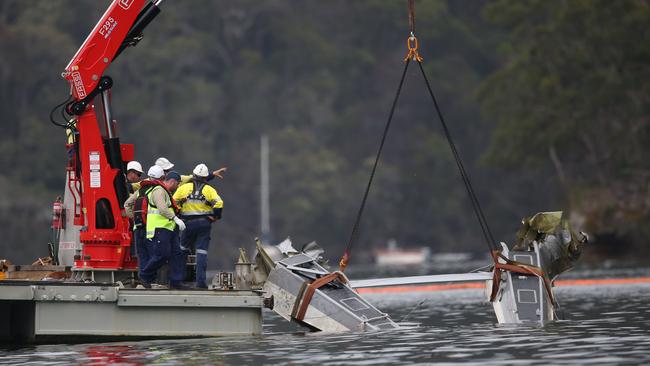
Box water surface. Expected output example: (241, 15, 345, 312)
(1, 275, 649, 365)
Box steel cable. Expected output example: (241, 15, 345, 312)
(339, 0, 498, 270)
(416, 61, 497, 251)
(340, 60, 412, 270)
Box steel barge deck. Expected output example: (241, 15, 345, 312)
(0, 280, 262, 343)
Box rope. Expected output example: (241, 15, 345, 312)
(405, 0, 495, 251)
(339, 0, 498, 270)
(407, 0, 416, 35)
(416, 61, 497, 251)
(404, 0, 423, 62)
(399, 299, 426, 323)
(339, 60, 412, 272)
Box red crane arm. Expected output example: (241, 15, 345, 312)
(64, 0, 148, 99)
(56, 0, 163, 271)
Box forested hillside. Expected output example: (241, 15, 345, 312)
(0, 0, 647, 268)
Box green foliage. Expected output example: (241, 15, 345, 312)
(0, 0, 645, 267)
(479, 0, 650, 253)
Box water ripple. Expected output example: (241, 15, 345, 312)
(1, 281, 650, 365)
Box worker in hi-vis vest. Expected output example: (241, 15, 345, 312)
(125, 160, 144, 259)
(173, 163, 224, 288)
(124, 163, 161, 277)
(138, 165, 187, 289)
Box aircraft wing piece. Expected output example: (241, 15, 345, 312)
(350, 272, 492, 288)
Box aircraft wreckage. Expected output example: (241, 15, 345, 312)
(242, 210, 587, 331)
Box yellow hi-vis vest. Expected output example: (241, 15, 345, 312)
(145, 186, 176, 239)
(173, 181, 223, 217)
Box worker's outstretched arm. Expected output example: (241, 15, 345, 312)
(179, 168, 226, 184)
(212, 167, 227, 179)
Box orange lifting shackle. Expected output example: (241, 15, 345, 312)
(403, 33, 424, 63)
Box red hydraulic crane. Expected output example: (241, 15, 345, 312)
(51, 0, 164, 273)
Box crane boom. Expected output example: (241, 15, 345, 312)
(54, 0, 163, 271)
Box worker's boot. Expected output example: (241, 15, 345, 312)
(136, 281, 152, 289)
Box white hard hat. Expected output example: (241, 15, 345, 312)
(126, 161, 143, 174)
(147, 165, 165, 179)
(193, 163, 210, 178)
(155, 157, 174, 170)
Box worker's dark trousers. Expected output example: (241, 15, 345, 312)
(169, 228, 185, 287)
(180, 218, 212, 288)
(134, 227, 149, 277)
(141, 228, 184, 285)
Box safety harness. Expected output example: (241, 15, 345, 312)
(178, 181, 216, 207)
(176, 179, 222, 220)
(132, 180, 178, 228)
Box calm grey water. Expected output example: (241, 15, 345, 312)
(1, 278, 649, 365)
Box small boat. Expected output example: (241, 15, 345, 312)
(374, 240, 430, 266)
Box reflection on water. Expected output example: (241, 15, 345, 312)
(1, 279, 650, 365)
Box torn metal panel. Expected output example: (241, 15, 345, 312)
(514, 211, 587, 280)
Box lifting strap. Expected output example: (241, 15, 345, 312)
(339, 0, 497, 272)
(292, 271, 349, 322)
(489, 250, 556, 306)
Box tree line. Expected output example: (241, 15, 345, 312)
(0, 0, 647, 268)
